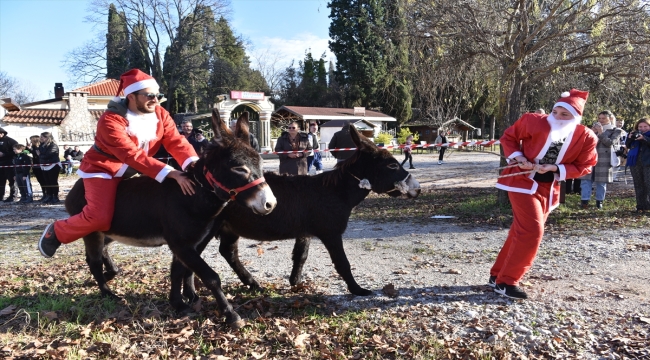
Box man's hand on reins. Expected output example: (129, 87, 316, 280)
(512, 156, 535, 170)
(535, 164, 558, 174)
(167, 170, 196, 196)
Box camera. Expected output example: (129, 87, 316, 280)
(630, 131, 641, 139)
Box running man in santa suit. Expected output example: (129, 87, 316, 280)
(489, 89, 598, 299)
(38, 69, 199, 258)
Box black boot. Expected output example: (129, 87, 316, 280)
(580, 200, 589, 209)
(596, 201, 603, 209)
(40, 194, 52, 203)
(3, 195, 15, 203)
(50, 196, 60, 204)
(23, 196, 33, 203)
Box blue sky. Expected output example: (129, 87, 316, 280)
(0, 0, 333, 100)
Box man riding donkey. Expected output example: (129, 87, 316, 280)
(38, 69, 199, 257)
(489, 90, 598, 299)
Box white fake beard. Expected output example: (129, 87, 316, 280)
(547, 113, 581, 141)
(125, 110, 159, 148)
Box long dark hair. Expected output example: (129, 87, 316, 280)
(40, 132, 54, 146)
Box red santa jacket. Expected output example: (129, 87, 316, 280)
(77, 104, 198, 182)
(496, 113, 598, 209)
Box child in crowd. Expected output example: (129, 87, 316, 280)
(401, 134, 415, 169)
(12, 144, 33, 203)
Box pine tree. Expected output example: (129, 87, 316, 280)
(106, 4, 129, 79)
(328, 0, 388, 107)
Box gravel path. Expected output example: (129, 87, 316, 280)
(1, 150, 648, 357)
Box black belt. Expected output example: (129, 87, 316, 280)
(92, 143, 118, 160)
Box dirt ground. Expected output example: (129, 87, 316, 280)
(1, 150, 649, 357)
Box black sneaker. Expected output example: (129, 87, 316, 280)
(488, 276, 497, 288)
(3, 196, 15, 203)
(409, 166, 416, 169)
(494, 283, 528, 299)
(38, 223, 61, 258)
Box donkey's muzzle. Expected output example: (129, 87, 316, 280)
(249, 184, 277, 215)
(406, 176, 421, 199)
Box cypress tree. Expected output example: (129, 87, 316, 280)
(129, 22, 150, 74)
(106, 4, 129, 79)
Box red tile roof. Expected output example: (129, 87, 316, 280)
(279, 106, 393, 118)
(2, 110, 68, 125)
(73, 79, 123, 96)
(90, 110, 105, 121)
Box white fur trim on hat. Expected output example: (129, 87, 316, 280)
(123, 79, 159, 96)
(553, 101, 579, 118)
(560, 91, 570, 98)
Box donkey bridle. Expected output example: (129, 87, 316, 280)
(202, 167, 266, 202)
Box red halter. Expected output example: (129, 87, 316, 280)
(204, 168, 266, 201)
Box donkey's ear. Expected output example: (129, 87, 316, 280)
(211, 109, 229, 146)
(350, 125, 375, 152)
(235, 111, 251, 144)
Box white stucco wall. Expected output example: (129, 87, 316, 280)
(0, 123, 59, 145)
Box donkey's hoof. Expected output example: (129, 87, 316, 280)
(183, 291, 200, 304)
(248, 284, 264, 293)
(229, 319, 246, 330)
(101, 291, 122, 301)
(172, 302, 192, 315)
(351, 288, 373, 296)
(103, 271, 119, 282)
(289, 274, 303, 286)
(225, 312, 244, 329)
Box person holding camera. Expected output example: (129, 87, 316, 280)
(578, 110, 622, 209)
(625, 118, 650, 213)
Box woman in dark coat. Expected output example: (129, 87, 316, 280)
(626, 118, 650, 213)
(27, 135, 46, 193)
(37, 132, 61, 204)
(275, 121, 312, 175)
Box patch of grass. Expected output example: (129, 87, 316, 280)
(354, 187, 513, 227)
(547, 188, 650, 231)
(353, 186, 650, 231)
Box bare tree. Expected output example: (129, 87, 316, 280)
(62, 34, 108, 87)
(0, 72, 17, 97)
(250, 48, 286, 99)
(407, 0, 650, 129)
(0, 72, 38, 104)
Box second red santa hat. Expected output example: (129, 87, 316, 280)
(553, 89, 589, 118)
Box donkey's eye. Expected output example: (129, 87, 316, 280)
(232, 166, 250, 177)
(388, 163, 399, 170)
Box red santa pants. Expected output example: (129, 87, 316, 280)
(490, 182, 552, 285)
(53, 177, 121, 243)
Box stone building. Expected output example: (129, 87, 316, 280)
(0, 79, 123, 147)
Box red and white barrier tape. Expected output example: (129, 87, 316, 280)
(265, 140, 500, 155)
(0, 141, 501, 168)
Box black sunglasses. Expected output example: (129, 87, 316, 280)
(136, 92, 165, 100)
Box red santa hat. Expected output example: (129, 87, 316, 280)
(114, 69, 159, 102)
(553, 89, 589, 118)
